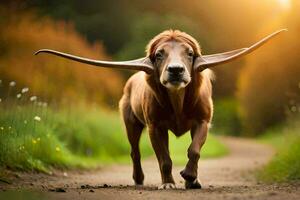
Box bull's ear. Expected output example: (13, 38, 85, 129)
(35, 49, 154, 74)
(194, 29, 287, 72)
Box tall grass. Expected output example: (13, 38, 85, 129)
(0, 80, 132, 172)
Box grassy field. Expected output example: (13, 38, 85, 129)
(0, 89, 228, 173)
(258, 117, 300, 183)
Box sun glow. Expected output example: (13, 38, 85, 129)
(277, 0, 291, 10)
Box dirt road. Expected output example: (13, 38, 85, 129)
(1, 137, 299, 200)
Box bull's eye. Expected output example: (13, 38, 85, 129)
(155, 51, 163, 61)
(188, 51, 194, 58)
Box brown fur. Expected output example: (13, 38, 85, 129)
(119, 30, 213, 189)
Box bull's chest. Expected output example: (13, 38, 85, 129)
(165, 114, 194, 137)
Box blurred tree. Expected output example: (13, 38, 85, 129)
(238, 0, 300, 135)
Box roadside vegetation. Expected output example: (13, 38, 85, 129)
(258, 117, 300, 183)
(0, 80, 228, 173)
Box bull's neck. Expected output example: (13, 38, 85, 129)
(167, 88, 185, 117)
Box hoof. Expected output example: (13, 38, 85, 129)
(134, 181, 144, 186)
(180, 169, 197, 182)
(158, 183, 176, 190)
(185, 179, 202, 189)
(134, 183, 144, 186)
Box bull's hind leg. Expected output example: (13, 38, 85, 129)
(121, 102, 145, 185)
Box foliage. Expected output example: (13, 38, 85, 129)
(0, 9, 124, 106)
(258, 116, 300, 182)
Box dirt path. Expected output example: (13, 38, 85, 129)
(1, 137, 299, 200)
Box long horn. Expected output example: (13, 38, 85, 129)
(35, 49, 154, 74)
(195, 29, 287, 71)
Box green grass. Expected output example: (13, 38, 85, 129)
(258, 117, 300, 183)
(211, 98, 242, 136)
(168, 133, 228, 165)
(0, 103, 228, 172)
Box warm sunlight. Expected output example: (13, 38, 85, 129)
(1, 1, 300, 198)
(277, 0, 291, 10)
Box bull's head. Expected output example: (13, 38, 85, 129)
(35, 29, 286, 90)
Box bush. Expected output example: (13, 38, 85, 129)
(0, 9, 123, 106)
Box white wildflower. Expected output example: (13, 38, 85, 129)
(34, 116, 41, 122)
(30, 96, 37, 101)
(21, 87, 29, 93)
(42, 102, 48, 108)
(0, 127, 4, 130)
(37, 102, 42, 106)
(16, 93, 22, 99)
(9, 81, 16, 87)
(291, 106, 297, 112)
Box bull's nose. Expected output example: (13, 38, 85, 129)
(167, 64, 184, 75)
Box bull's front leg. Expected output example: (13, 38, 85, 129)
(180, 121, 208, 189)
(148, 125, 175, 189)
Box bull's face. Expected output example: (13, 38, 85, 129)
(154, 41, 193, 90)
